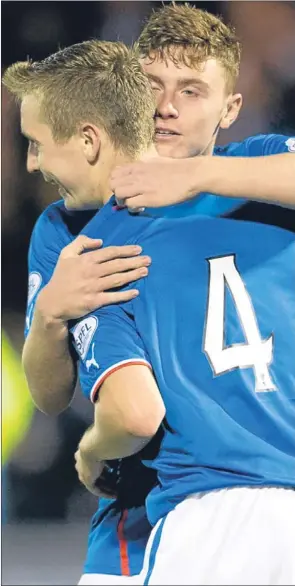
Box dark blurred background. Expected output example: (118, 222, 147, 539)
(2, 2, 295, 584)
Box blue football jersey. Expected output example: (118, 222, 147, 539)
(24, 200, 154, 577)
(75, 195, 295, 527)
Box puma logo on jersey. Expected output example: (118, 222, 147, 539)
(86, 343, 99, 371)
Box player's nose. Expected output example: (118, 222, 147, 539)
(155, 94, 179, 119)
(26, 150, 39, 173)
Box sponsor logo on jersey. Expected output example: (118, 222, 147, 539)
(28, 272, 42, 305)
(285, 137, 295, 153)
(73, 316, 98, 361)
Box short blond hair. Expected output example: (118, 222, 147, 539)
(3, 40, 155, 157)
(137, 3, 241, 92)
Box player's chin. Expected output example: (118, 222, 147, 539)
(62, 194, 82, 211)
(58, 187, 72, 206)
(155, 140, 188, 159)
(63, 199, 77, 210)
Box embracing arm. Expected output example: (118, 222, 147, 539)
(23, 234, 150, 416)
(22, 298, 77, 416)
(111, 138, 295, 209)
(192, 153, 295, 206)
(78, 364, 165, 461)
(22, 233, 99, 417)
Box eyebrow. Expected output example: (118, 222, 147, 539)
(147, 73, 210, 93)
(176, 77, 210, 92)
(21, 130, 39, 143)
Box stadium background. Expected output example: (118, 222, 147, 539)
(2, 1, 295, 584)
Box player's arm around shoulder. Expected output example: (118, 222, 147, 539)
(79, 363, 166, 462)
(200, 134, 295, 206)
(22, 207, 80, 416)
(111, 134, 295, 209)
(23, 226, 151, 416)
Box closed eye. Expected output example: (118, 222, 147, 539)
(151, 84, 162, 92)
(182, 89, 199, 97)
(28, 140, 40, 155)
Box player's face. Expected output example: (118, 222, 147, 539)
(141, 55, 242, 158)
(21, 94, 100, 210)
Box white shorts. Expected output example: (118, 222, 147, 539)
(139, 486, 295, 585)
(78, 573, 140, 585)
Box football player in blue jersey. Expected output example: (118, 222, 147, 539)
(22, 194, 159, 586)
(3, 41, 158, 586)
(75, 197, 295, 585)
(111, 3, 295, 213)
(3, 5, 295, 584)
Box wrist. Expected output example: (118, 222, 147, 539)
(79, 429, 102, 461)
(199, 155, 227, 195)
(185, 156, 212, 199)
(35, 288, 68, 332)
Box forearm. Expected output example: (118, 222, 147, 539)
(79, 365, 164, 461)
(79, 405, 152, 461)
(192, 154, 295, 206)
(22, 301, 77, 416)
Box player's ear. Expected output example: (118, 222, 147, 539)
(219, 93, 243, 130)
(79, 123, 101, 163)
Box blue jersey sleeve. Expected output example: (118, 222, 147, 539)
(70, 305, 152, 403)
(25, 204, 68, 338)
(216, 133, 295, 157)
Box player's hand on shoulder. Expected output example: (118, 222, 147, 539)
(110, 156, 199, 210)
(36, 235, 151, 322)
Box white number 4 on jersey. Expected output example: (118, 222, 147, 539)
(203, 255, 276, 393)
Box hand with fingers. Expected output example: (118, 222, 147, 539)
(75, 448, 107, 497)
(110, 156, 198, 210)
(75, 448, 119, 498)
(36, 235, 151, 323)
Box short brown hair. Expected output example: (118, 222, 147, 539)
(137, 3, 241, 92)
(3, 40, 155, 157)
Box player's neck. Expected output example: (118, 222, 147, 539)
(99, 145, 159, 206)
(112, 143, 158, 167)
(113, 146, 158, 166)
(98, 152, 132, 206)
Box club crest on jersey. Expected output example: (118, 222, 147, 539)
(285, 137, 295, 153)
(73, 316, 98, 361)
(28, 272, 42, 305)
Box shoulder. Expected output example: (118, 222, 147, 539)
(31, 200, 97, 251)
(31, 200, 66, 245)
(84, 201, 157, 247)
(215, 133, 295, 157)
(28, 200, 74, 271)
